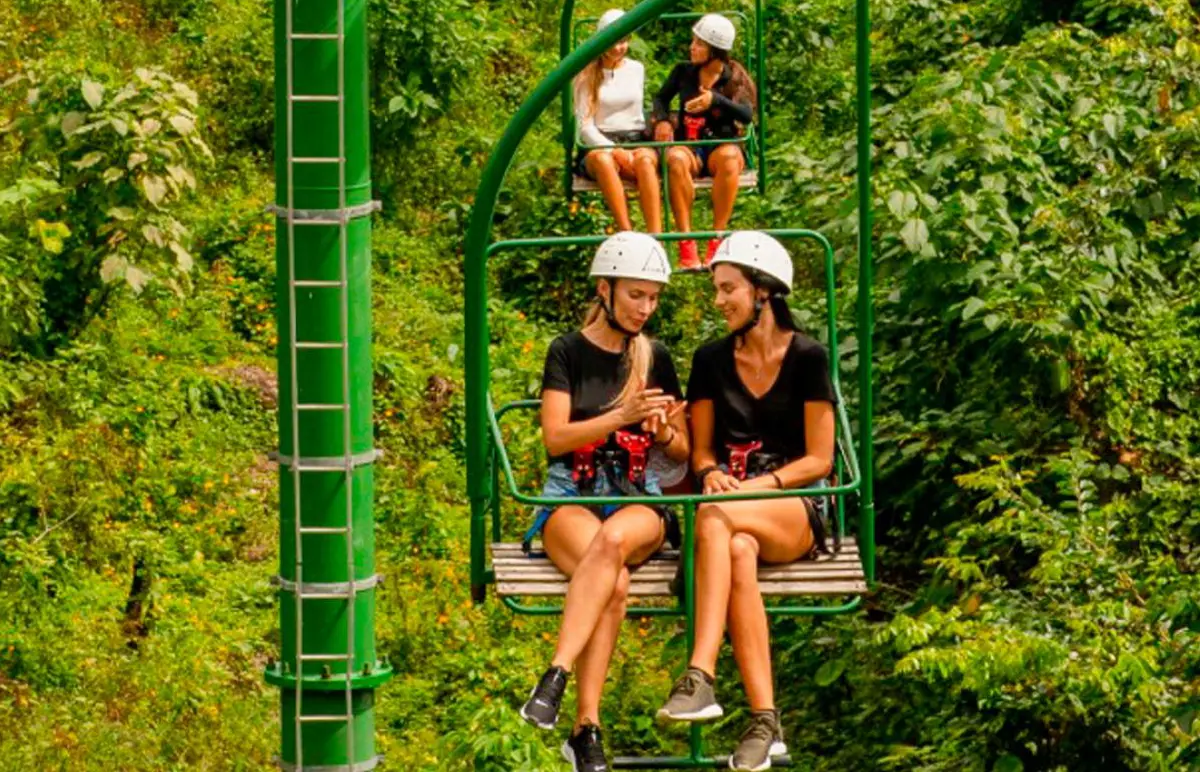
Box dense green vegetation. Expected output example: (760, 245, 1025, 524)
(1, 0, 1197, 769)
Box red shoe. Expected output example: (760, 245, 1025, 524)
(704, 238, 721, 267)
(678, 239, 701, 271)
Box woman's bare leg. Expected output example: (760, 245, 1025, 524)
(707, 143, 745, 231)
(728, 533, 773, 710)
(665, 147, 700, 233)
(573, 566, 631, 729)
(688, 498, 812, 676)
(632, 148, 663, 233)
(548, 505, 664, 670)
(586, 150, 633, 231)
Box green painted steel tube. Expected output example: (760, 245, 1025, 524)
(271, 0, 390, 766)
(614, 755, 794, 769)
(855, 0, 876, 586)
(465, 0, 678, 606)
(755, 0, 767, 193)
(560, 0, 577, 201)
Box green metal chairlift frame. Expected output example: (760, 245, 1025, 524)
(562, 3, 768, 204)
(464, 0, 876, 767)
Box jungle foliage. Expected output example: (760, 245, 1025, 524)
(0, 0, 1197, 769)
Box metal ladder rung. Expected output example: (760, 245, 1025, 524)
(290, 32, 342, 40)
(291, 279, 344, 288)
(299, 526, 350, 535)
(300, 653, 352, 661)
(295, 465, 354, 473)
(290, 218, 349, 226)
(299, 592, 353, 600)
(299, 715, 352, 724)
(296, 403, 346, 411)
(291, 95, 342, 103)
(291, 156, 343, 164)
(295, 341, 346, 350)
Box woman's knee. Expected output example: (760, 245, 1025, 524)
(666, 149, 693, 173)
(587, 150, 618, 173)
(696, 504, 731, 544)
(710, 147, 743, 177)
(730, 534, 760, 588)
(633, 151, 658, 175)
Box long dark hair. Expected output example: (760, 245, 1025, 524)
(710, 49, 758, 112)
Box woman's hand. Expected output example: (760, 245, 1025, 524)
(642, 400, 687, 443)
(654, 121, 674, 142)
(684, 89, 713, 114)
(618, 388, 677, 426)
(702, 469, 741, 495)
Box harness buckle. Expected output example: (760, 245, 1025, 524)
(572, 440, 605, 488)
(614, 430, 653, 484)
(726, 440, 763, 481)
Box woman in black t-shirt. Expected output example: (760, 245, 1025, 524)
(656, 231, 835, 771)
(650, 13, 757, 271)
(519, 232, 690, 770)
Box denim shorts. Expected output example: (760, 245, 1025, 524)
(523, 462, 675, 549)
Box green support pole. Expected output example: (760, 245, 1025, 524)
(855, 0, 876, 585)
(755, 0, 767, 193)
(561, 0, 578, 201)
(266, 0, 392, 768)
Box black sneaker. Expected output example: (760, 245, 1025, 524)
(519, 666, 568, 729)
(562, 723, 610, 772)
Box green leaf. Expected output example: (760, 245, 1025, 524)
(1102, 114, 1118, 140)
(899, 218, 929, 252)
(962, 297, 986, 321)
(73, 152, 104, 170)
(110, 117, 129, 136)
(170, 242, 193, 272)
(125, 265, 149, 294)
(61, 111, 85, 135)
(81, 79, 104, 109)
(994, 754, 1023, 772)
(100, 255, 127, 283)
(169, 115, 195, 135)
(814, 659, 846, 687)
(142, 175, 167, 206)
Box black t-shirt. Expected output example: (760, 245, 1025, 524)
(541, 331, 684, 465)
(687, 333, 835, 465)
(651, 62, 755, 142)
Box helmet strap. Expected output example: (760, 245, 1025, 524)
(733, 297, 764, 343)
(598, 281, 637, 343)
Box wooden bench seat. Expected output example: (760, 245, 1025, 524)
(491, 538, 866, 598)
(572, 168, 758, 194)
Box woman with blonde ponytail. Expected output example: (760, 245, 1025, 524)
(519, 232, 688, 772)
(574, 8, 662, 233)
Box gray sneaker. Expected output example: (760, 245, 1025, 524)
(729, 711, 787, 771)
(656, 667, 723, 722)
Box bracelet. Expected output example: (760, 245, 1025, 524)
(696, 466, 719, 486)
(770, 472, 784, 489)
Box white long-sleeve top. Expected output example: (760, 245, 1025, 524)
(574, 58, 646, 148)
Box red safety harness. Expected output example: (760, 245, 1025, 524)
(573, 430, 655, 492)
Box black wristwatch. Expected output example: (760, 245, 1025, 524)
(696, 465, 719, 486)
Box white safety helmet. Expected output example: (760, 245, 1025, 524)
(590, 231, 671, 285)
(709, 231, 793, 293)
(597, 8, 626, 34)
(692, 13, 736, 52)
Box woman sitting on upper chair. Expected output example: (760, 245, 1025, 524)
(651, 13, 757, 271)
(519, 232, 689, 772)
(574, 9, 663, 234)
(657, 232, 836, 772)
